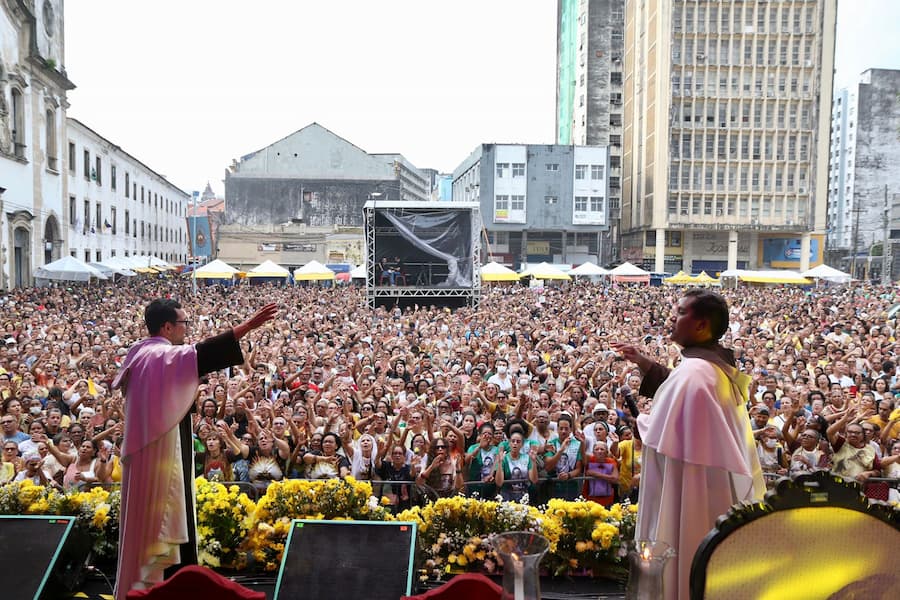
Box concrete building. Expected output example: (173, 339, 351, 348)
(66, 119, 191, 265)
(622, 0, 837, 274)
(556, 0, 624, 262)
(452, 144, 609, 267)
(826, 69, 900, 281)
(221, 123, 428, 267)
(0, 0, 75, 288)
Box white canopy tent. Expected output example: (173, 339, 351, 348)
(350, 264, 367, 279)
(34, 256, 107, 282)
(609, 261, 650, 284)
(90, 262, 136, 278)
(801, 264, 852, 284)
(193, 259, 240, 280)
(246, 260, 291, 279)
(99, 257, 138, 276)
(569, 261, 609, 277)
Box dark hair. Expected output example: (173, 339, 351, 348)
(504, 418, 528, 440)
(321, 432, 342, 450)
(145, 299, 182, 335)
(683, 289, 729, 341)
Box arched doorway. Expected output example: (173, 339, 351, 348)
(43, 215, 61, 264)
(13, 226, 31, 287)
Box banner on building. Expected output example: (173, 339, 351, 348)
(761, 236, 823, 268)
(186, 216, 212, 258)
(526, 241, 550, 255)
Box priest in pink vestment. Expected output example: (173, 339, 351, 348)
(615, 289, 765, 600)
(112, 299, 277, 599)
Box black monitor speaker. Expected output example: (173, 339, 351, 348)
(0, 515, 91, 600)
(274, 519, 418, 600)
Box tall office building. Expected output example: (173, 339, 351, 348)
(826, 69, 900, 280)
(556, 0, 624, 263)
(622, 0, 837, 274)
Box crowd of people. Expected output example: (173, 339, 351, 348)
(1, 277, 899, 511)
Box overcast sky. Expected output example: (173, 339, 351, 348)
(64, 0, 900, 197)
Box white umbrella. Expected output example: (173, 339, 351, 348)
(34, 256, 107, 282)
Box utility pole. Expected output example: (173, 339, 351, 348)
(850, 195, 862, 279)
(884, 185, 893, 284)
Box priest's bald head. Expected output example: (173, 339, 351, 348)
(145, 299, 189, 345)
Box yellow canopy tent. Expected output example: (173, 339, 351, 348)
(664, 271, 693, 284)
(481, 261, 520, 282)
(691, 271, 720, 286)
(519, 262, 572, 280)
(293, 260, 335, 281)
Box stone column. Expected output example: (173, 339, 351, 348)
(728, 230, 739, 271)
(655, 228, 666, 273)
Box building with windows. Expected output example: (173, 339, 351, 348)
(826, 69, 900, 280)
(66, 119, 190, 265)
(220, 123, 429, 268)
(622, 0, 837, 274)
(453, 144, 609, 267)
(0, 0, 74, 288)
(556, 0, 624, 262)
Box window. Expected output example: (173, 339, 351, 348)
(111, 207, 117, 235)
(45, 109, 57, 170)
(496, 163, 509, 178)
(495, 195, 509, 210)
(546, 163, 559, 171)
(512, 163, 525, 177)
(85, 250, 91, 263)
(510, 195, 525, 210)
(575, 164, 588, 179)
(69, 195, 76, 226)
(11, 88, 25, 158)
(83, 199, 90, 233)
(590, 196, 603, 212)
(68, 142, 76, 173)
(133, 219, 137, 238)
(111, 165, 116, 191)
(125, 210, 130, 234)
(141, 186, 145, 203)
(591, 165, 604, 179)
(545, 195, 558, 205)
(96, 203, 102, 231)
(95, 156, 102, 185)
(96, 250, 102, 262)
(84, 149, 90, 179)
(575, 196, 588, 211)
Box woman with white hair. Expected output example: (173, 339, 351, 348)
(345, 433, 384, 481)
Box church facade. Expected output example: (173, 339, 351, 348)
(0, 0, 75, 287)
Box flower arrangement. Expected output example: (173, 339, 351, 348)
(542, 499, 637, 578)
(0, 479, 638, 580)
(397, 495, 560, 581)
(195, 477, 256, 568)
(247, 477, 391, 571)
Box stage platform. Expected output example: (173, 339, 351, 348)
(77, 571, 626, 599)
(370, 284, 480, 309)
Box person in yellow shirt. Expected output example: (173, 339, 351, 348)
(616, 425, 642, 503)
(868, 400, 900, 441)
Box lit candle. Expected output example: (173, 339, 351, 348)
(511, 552, 524, 600)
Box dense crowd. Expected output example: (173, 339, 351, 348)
(1, 277, 898, 511)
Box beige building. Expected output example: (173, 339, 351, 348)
(622, 0, 837, 274)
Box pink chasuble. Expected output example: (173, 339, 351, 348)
(636, 357, 765, 600)
(112, 337, 200, 599)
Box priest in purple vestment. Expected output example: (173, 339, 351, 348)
(113, 298, 277, 599)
